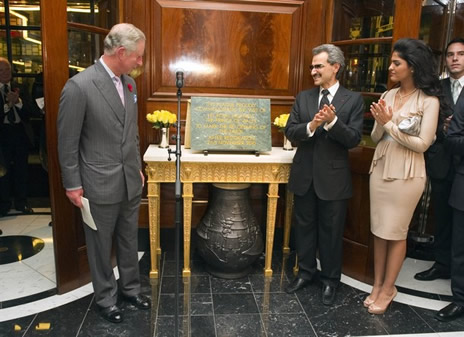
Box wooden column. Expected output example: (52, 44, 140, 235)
(392, 0, 423, 42)
(41, 0, 83, 293)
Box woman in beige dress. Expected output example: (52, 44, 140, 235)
(365, 38, 441, 314)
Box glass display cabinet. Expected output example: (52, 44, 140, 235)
(330, 0, 464, 283)
(331, 0, 394, 96)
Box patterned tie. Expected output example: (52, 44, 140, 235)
(3, 84, 15, 124)
(453, 80, 461, 104)
(319, 89, 330, 110)
(113, 76, 125, 106)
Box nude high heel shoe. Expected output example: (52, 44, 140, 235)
(368, 287, 398, 315)
(363, 295, 375, 308)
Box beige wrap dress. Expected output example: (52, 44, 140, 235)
(369, 88, 439, 240)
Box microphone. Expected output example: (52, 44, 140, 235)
(175, 70, 184, 89)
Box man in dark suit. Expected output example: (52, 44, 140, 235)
(436, 39, 464, 322)
(284, 44, 364, 305)
(415, 38, 464, 282)
(57, 23, 150, 323)
(0, 57, 34, 216)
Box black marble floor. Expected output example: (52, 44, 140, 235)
(3, 249, 464, 337)
(0, 235, 45, 264)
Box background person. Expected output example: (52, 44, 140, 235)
(437, 42, 464, 321)
(57, 23, 149, 324)
(366, 38, 440, 314)
(0, 57, 34, 217)
(284, 44, 364, 305)
(415, 38, 464, 282)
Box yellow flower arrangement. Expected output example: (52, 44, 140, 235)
(273, 113, 290, 131)
(146, 110, 177, 129)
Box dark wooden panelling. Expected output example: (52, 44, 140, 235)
(152, 0, 303, 98)
(159, 9, 291, 91)
(343, 146, 375, 282)
(300, 0, 326, 90)
(342, 238, 370, 283)
(392, 0, 423, 43)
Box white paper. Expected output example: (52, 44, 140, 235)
(80, 197, 97, 230)
(35, 97, 45, 110)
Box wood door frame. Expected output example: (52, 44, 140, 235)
(41, 0, 88, 294)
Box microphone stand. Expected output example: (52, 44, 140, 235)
(168, 85, 182, 337)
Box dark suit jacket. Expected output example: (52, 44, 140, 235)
(0, 82, 29, 125)
(446, 90, 464, 211)
(425, 78, 456, 179)
(285, 85, 364, 200)
(0, 82, 35, 146)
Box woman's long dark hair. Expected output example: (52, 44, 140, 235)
(392, 38, 447, 112)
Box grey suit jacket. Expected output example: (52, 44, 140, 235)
(285, 85, 364, 200)
(57, 61, 142, 204)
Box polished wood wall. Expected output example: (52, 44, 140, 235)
(125, 0, 323, 232)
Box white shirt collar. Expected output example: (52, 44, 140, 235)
(99, 56, 119, 81)
(451, 76, 464, 87)
(320, 81, 339, 97)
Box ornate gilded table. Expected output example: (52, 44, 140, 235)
(143, 145, 294, 278)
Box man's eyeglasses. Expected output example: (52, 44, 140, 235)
(309, 64, 325, 71)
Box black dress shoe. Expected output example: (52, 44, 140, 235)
(122, 294, 151, 310)
(100, 304, 123, 323)
(15, 205, 34, 214)
(285, 277, 312, 294)
(435, 303, 464, 322)
(322, 284, 336, 305)
(414, 266, 450, 281)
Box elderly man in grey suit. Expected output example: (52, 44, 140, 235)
(285, 44, 364, 305)
(57, 23, 150, 323)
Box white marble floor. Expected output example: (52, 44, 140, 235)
(0, 212, 56, 303)
(0, 213, 454, 323)
(345, 259, 451, 312)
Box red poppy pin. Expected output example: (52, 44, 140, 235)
(128, 84, 133, 92)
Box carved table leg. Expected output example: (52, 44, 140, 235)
(148, 182, 161, 278)
(182, 182, 193, 277)
(265, 182, 279, 277)
(293, 255, 299, 275)
(282, 190, 294, 254)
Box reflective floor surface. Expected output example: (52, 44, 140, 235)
(1, 215, 464, 336)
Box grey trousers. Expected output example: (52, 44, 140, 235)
(84, 194, 142, 308)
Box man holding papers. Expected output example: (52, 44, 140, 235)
(57, 23, 149, 323)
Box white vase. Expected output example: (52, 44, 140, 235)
(159, 127, 169, 148)
(283, 134, 293, 151)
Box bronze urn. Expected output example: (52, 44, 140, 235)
(196, 183, 263, 279)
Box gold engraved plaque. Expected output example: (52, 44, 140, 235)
(190, 97, 271, 152)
